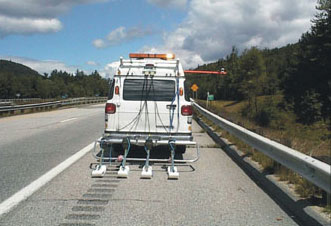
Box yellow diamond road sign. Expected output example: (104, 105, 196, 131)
(191, 84, 198, 92)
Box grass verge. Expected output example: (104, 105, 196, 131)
(194, 99, 330, 214)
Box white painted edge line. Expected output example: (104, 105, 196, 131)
(60, 117, 78, 123)
(0, 141, 95, 217)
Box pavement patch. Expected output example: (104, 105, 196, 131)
(59, 223, 95, 226)
(72, 206, 105, 212)
(60, 165, 122, 226)
(94, 180, 120, 183)
(76, 200, 109, 206)
(87, 188, 115, 193)
(91, 184, 118, 188)
(82, 194, 112, 199)
(65, 214, 100, 220)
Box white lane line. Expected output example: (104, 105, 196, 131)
(0, 141, 95, 216)
(60, 117, 78, 123)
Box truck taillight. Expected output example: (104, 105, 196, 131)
(105, 103, 116, 114)
(115, 86, 119, 95)
(181, 105, 193, 116)
(179, 87, 183, 96)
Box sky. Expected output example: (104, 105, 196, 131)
(0, 0, 317, 78)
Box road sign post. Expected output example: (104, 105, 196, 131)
(206, 93, 214, 108)
(191, 84, 199, 99)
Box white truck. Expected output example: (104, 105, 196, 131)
(92, 53, 198, 179)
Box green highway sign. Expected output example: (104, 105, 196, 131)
(208, 95, 214, 101)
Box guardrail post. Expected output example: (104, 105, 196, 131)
(322, 191, 331, 208)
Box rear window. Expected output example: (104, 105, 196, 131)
(123, 79, 175, 101)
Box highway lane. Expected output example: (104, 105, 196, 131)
(0, 104, 105, 203)
(0, 120, 302, 226)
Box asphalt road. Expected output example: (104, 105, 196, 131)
(0, 104, 105, 203)
(0, 113, 302, 226)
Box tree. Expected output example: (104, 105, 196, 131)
(283, 0, 331, 123)
(225, 46, 243, 100)
(239, 47, 267, 113)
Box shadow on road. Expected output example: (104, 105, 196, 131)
(96, 144, 183, 161)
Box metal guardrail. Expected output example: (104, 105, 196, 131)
(0, 97, 107, 114)
(0, 98, 44, 103)
(192, 100, 331, 194)
(0, 102, 12, 106)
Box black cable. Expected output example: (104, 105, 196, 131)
(151, 77, 170, 133)
(130, 76, 148, 131)
(119, 77, 147, 131)
(131, 76, 147, 131)
(131, 75, 153, 132)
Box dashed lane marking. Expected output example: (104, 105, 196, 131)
(60, 117, 78, 123)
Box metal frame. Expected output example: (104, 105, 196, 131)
(192, 100, 331, 194)
(92, 137, 200, 164)
(102, 133, 194, 146)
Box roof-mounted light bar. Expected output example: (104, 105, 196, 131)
(129, 53, 175, 60)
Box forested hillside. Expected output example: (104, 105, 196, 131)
(0, 60, 109, 99)
(186, 0, 330, 125)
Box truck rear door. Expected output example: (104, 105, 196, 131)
(118, 77, 179, 133)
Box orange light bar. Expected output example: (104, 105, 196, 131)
(129, 53, 175, 60)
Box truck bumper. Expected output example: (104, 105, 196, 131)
(102, 132, 195, 146)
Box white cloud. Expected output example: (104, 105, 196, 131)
(144, 0, 316, 69)
(147, 0, 187, 9)
(0, 0, 106, 36)
(99, 61, 119, 79)
(93, 39, 107, 48)
(86, 61, 98, 66)
(93, 26, 154, 49)
(1, 56, 78, 74)
(0, 15, 62, 35)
